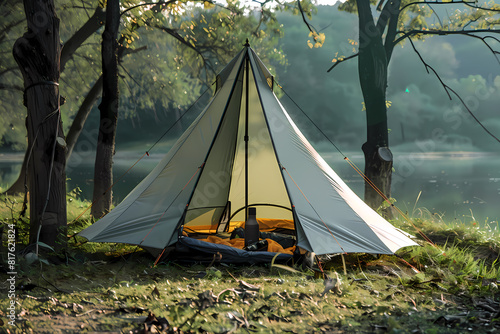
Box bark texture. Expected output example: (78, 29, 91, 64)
(91, 0, 120, 218)
(13, 0, 67, 250)
(4, 4, 105, 196)
(356, 0, 393, 213)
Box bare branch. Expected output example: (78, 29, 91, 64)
(376, 0, 395, 34)
(383, 0, 402, 62)
(61, 5, 105, 71)
(427, 3, 443, 28)
(463, 1, 500, 12)
(251, 0, 274, 5)
(297, 0, 318, 35)
(399, 0, 500, 18)
(400, 1, 475, 13)
(407, 37, 500, 144)
(394, 29, 500, 64)
(120, 0, 179, 17)
(461, 16, 480, 30)
(119, 63, 140, 96)
(327, 53, 358, 72)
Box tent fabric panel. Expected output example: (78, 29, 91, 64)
(227, 63, 291, 222)
(250, 48, 274, 89)
(187, 66, 244, 215)
(184, 207, 225, 232)
(79, 52, 246, 249)
(78, 102, 212, 242)
(278, 110, 418, 253)
(248, 51, 417, 255)
(216, 50, 245, 92)
(295, 213, 396, 254)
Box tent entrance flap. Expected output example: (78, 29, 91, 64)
(227, 58, 292, 223)
(183, 50, 293, 232)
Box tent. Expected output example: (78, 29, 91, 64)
(79, 44, 417, 262)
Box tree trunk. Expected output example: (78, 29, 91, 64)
(91, 0, 120, 218)
(356, 0, 393, 214)
(3, 4, 105, 197)
(13, 0, 67, 250)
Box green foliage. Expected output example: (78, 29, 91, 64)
(0, 0, 290, 152)
(0, 1, 27, 151)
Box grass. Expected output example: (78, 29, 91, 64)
(0, 194, 499, 333)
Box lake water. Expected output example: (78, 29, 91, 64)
(1, 150, 499, 226)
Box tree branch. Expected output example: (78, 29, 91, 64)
(394, 29, 500, 64)
(400, 1, 475, 13)
(120, 0, 215, 18)
(0, 83, 23, 91)
(151, 24, 214, 76)
(118, 46, 149, 89)
(427, 3, 443, 28)
(407, 37, 500, 144)
(463, 1, 500, 12)
(375, 0, 394, 34)
(383, 0, 402, 62)
(61, 4, 105, 71)
(65, 75, 103, 160)
(327, 53, 358, 72)
(297, 0, 318, 35)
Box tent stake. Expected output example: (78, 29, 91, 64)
(341, 253, 347, 276)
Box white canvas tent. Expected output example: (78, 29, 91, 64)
(79, 44, 417, 258)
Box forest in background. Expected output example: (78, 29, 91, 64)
(1, 2, 499, 156)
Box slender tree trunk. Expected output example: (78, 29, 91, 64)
(356, 0, 393, 214)
(13, 0, 67, 250)
(65, 46, 145, 162)
(91, 0, 120, 218)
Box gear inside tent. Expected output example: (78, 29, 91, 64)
(79, 43, 418, 263)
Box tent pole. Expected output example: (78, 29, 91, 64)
(244, 51, 250, 222)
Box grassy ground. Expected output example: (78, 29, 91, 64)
(0, 194, 499, 333)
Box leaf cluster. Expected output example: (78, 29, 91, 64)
(0, 0, 290, 152)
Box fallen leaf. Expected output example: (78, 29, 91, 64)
(72, 303, 84, 313)
(144, 311, 170, 333)
(239, 280, 260, 291)
(197, 290, 217, 310)
(320, 272, 342, 296)
(151, 286, 161, 298)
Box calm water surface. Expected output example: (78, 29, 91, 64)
(1, 151, 499, 225)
